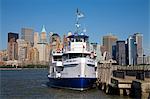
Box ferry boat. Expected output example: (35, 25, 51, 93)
(47, 9, 97, 90)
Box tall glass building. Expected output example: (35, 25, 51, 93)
(127, 36, 137, 65)
(133, 33, 143, 65)
(21, 28, 34, 44)
(116, 41, 126, 65)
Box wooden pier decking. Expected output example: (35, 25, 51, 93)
(96, 63, 150, 98)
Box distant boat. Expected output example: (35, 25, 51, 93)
(47, 9, 97, 91)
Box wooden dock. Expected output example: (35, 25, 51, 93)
(96, 63, 150, 98)
(131, 78, 150, 99)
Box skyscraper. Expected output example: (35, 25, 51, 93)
(28, 47, 39, 64)
(35, 26, 49, 64)
(90, 43, 97, 59)
(112, 45, 116, 60)
(116, 41, 126, 65)
(103, 34, 117, 58)
(133, 33, 143, 64)
(8, 32, 18, 42)
(8, 32, 19, 60)
(21, 28, 34, 44)
(127, 36, 137, 65)
(50, 33, 61, 51)
(36, 43, 49, 63)
(17, 39, 27, 62)
(40, 25, 47, 42)
(34, 32, 39, 47)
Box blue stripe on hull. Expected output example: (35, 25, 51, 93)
(47, 77, 96, 90)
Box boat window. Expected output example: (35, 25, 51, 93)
(85, 38, 89, 42)
(63, 53, 90, 60)
(62, 54, 68, 61)
(52, 67, 54, 72)
(74, 37, 88, 42)
(71, 38, 74, 42)
(68, 53, 90, 59)
(53, 56, 62, 61)
(75, 38, 81, 42)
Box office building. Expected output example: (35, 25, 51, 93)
(33, 26, 49, 64)
(133, 33, 143, 64)
(90, 43, 98, 53)
(21, 28, 34, 44)
(112, 45, 116, 60)
(100, 45, 106, 56)
(34, 32, 39, 47)
(116, 41, 126, 65)
(96, 44, 102, 62)
(50, 33, 61, 51)
(127, 36, 137, 65)
(0, 51, 4, 65)
(145, 56, 150, 64)
(36, 43, 49, 63)
(17, 39, 27, 62)
(1, 50, 7, 61)
(8, 32, 19, 60)
(8, 32, 19, 42)
(90, 43, 97, 59)
(40, 25, 47, 42)
(103, 34, 117, 58)
(0, 51, 3, 62)
(28, 47, 39, 64)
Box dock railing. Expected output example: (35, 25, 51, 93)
(97, 63, 150, 86)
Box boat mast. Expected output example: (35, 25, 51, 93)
(75, 8, 84, 34)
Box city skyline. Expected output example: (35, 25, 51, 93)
(1, 0, 149, 55)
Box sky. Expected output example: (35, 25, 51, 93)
(0, 0, 150, 54)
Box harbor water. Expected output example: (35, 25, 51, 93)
(0, 68, 131, 99)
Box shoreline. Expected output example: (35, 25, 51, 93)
(0, 68, 48, 70)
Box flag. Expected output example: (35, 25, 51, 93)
(77, 12, 84, 18)
(76, 9, 84, 18)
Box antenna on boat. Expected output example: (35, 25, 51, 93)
(75, 8, 84, 34)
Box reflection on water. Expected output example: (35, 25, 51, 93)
(0, 69, 131, 99)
